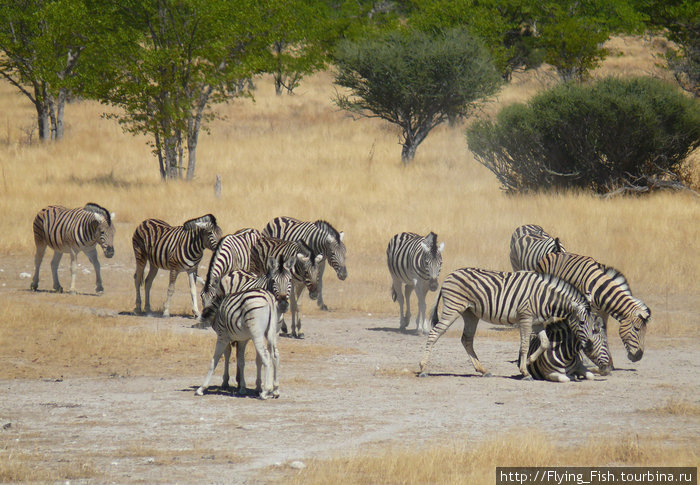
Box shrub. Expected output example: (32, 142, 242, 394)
(466, 77, 700, 194)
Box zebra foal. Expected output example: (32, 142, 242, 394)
(386, 232, 444, 334)
(196, 288, 280, 399)
(535, 252, 651, 362)
(133, 214, 222, 318)
(31, 203, 115, 294)
(509, 224, 565, 271)
(263, 216, 347, 311)
(200, 228, 262, 309)
(419, 269, 606, 378)
(524, 317, 611, 382)
(251, 236, 323, 339)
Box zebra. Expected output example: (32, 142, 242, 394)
(418, 268, 604, 378)
(524, 316, 612, 382)
(509, 224, 565, 271)
(133, 214, 222, 318)
(200, 228, 262, 309)
(535, 252, 651, 362)
(263, 216, 347, 311)
(196, 288, 280, 399)
(195, 255, 295, 391)
(250, 236, 323, 339)
(30, 203, 115, 294)
(386, 231, 444, 334)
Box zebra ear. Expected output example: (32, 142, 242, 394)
(315, 254, 324, 264)
(92, 212, 106, 224)
(284, 255, 296, 270)
(266, 255, 277, 272)
(438, 242, 445, 253)
(339, 231, 345, 242)
(296, 252, 310, 264)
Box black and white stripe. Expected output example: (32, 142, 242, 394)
(31, 203, 115, 294)
(133, 214, 222, 318)
(263, 216, 347, 311)
(200, 228, 262, 309)
(419, 268, 604, 378)
(386, 232, 444, 334)
(535, 252, 651, 363)
(251, 236, 323, 339)
(196, 288, 280, 399)
(525, 316, 611, 382)
(509, 224, 565, 271)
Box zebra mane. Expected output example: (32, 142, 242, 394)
(295, 240, 314, 259)
(203, 235, 229, 291)
(183, 214, 218, 231)
(83, 203, 112, 225)
(425, 232, 440, 256)
(600, 265, 632, 294)
(537, 273, 588, 307)
(314, 220, 341, 241)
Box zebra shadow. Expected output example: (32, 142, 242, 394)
(417, 372, 485, 378)
(26, 288, 103, 297)
(366, 326, 424, 335)
(180, 386, 265, 399)
(117, 310, 196, 319)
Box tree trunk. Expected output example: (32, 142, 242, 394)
(54, 89, 67, 140)
(401, 142, 417, 164)
(186, 87, 212, 181)
(36, 103, 51, 142)
(154, 132, 166, 180)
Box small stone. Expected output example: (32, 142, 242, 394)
(289, 461, 306, 470)
(19, 272, 31, 279)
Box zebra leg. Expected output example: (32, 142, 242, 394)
(251, 334, 273, 400)
(85, 247, 103, 293)
(187, 271, 201, 318)
(221, 342, 233, 390)
(68, 249, 79, 294)
(517, 320, 537, 378)
(50, 251, 64, 293)
(236, 341, 248, 395)
(316, 259, 328, 310)
(415, 285, 429, 335)
(403, 284, 413, 330)
(460, 311, 489, 376)
(271, 340, 280, 398)
(196, 337, 229, 396)
(526, 330, 551, 366)
(143, 265, 159, 315)
(290, 282, 304, 339)
(31, 241, 47, 291)
(162, 270, 179, 318)
(391, 278, 407, 330)
(419, 297, 461, 376)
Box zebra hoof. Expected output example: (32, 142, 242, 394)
(483, 372, 493, 378)
(522, 375, 533, 381)
(418, 372, 428, 378)
(295, 333, 305, 340)
(162, 311, 170, 318)
(55, 286, 64, 293)
(30, 282, 38, 291)
(195, 387, 205, 396)
(319, 304, 329, 311)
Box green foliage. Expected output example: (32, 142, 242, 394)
(334, 28, 502, 163)
(467, 77, 700, 194)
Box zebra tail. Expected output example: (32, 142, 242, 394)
(429, 291, 442, 328)
(391, 286, 397, 302)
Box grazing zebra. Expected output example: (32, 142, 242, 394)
(133, 214, 222, 318)
(524, 316, 612, 382)
(195, 255, 295, 391)
(196, 288, 280, 399)
(31, 203, 115, 294)
(263, 216, 347, 311)
(200, 228, 262, 309)
(419, 268, 603, 378)
(509, 224, 565, 271)
(251, 236, 323, 339)
(535, 252, 651, 362)
(386, 231, 444, 334)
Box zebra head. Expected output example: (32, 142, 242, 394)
(317, 221, 347, 281)
(84, 203, 115, 258)
(264, 254, 295, 314)
(567, 293, 597, 356)
(198, 291, 224, 328)
(618, 301, 650, 362)
(582, 313, 612, 375)
(295, 242, 324, 300)
(420, 232, 444, 291)
(185, 214, 222, 250)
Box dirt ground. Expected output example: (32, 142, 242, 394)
(1, 260, 699, 484)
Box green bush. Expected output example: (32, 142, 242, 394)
(466, 77, 700, 194)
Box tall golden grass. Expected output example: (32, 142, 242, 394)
(0, 35, 696, 330)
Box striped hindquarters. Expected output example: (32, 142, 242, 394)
(387, 232, 443, 294)
(251, 236, 321, 294)
(133, 215, 221, 274)
(33, 204, 114, 255)
(203, 228, 262, 295)
(263, 216, 347, 280)
(201, 288, 277, 340)
(536, 252, 650, 361)
(509, 224, 564, 271)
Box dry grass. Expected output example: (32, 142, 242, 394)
(283, 431, 699, 485)
(643, 399, 700, 417)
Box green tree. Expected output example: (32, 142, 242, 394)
(467, 77, 700, 194)
(89, 0, 271, 181)
(0, 0, 95, 141)
(334, 28, 502, 164)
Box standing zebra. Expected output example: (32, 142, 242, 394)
(509, 224, 565, 271)
(251, 236, 323, 338)
(31, 203, 115, 294)
(535, 252, 651, 362)
(386, 231, 444, 334)
(200, 228, 262, 309)
(196, 288, 280, 399)
(263, 216, 347, 311)
(524, 317, 612, 382)
(195, 255, 295, 391)
(133, 214, 222, 318)
(419, 268, 603, 378)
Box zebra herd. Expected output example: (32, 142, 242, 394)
(29, 204, 650, 397)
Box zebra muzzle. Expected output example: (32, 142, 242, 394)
(277, 298, 289, 313)
(104, 246, 115, 258)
